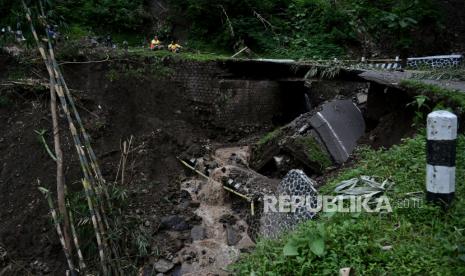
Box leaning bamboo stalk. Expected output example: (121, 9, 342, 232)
(24, 3, 121, 274)
(82, 179, 108, 274)
(23, 0, 73, 256)
(48, 55, 123, 273)
(67, 203, 87, 273)
(38, 186, 76, 275)
(24, 1, 94, 189)
(46, 51, 73, 256)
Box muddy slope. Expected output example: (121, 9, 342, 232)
(0, 56, 285, 274)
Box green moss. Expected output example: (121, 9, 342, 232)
(296, 135, 332, 170)
(257, 128, 282, 146)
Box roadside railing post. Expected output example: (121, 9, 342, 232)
(426, 110, 457, 206)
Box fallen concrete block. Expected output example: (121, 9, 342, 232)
(250, 116, 332, 175)
(309, 99, 365, 163)
(260, 170, 318, 238)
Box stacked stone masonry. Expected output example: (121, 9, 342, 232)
(172, 61, 283, 129)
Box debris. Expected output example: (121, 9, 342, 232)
(214, 146, 250, 167)
(251, 98, 365, 176)
(309, 99, 365, 163)
(190, 226, 206, 241)
(251, 119, 332, 175)
(212, 165, 279, 200)
(154, 259, 174, 273)
(260, 170, 318, 238)
(381, 245, 393, 251)
(334, 176, 393, 203)
(226, 225, 239, 246)
(160, 215, 189, 231)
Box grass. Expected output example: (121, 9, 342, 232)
(233, 131, 465, 275)
(257, 129, 283, 146)
(409, 67, 465, 82)
(118, 47, 230, 61)
(400, 80, 465, 114)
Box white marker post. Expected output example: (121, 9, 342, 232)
(426, 111, 457, 206)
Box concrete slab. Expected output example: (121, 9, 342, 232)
(260, 170, 318, 238)
(310, 99, 365, 163)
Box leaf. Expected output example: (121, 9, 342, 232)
(399, 20, 408, 28)
(283, 241, 299, 256)
(317, 223, 326, 237)
(310, 237, 325, 256)
(458, 254, 465, 262)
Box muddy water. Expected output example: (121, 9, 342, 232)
(178, 175, 254, 275)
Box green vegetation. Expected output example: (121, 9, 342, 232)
(258, 128, 283, 146)
(234, 132, 465, 275)
(1, 0, 446, 58)
(170, 0, 443, 58)
(410, 67, 465, 81)
(120, 48, 229, 61)
(296, 135, 332, 170)
(401, 80, 465, 114)
(67, 184, 152, 273)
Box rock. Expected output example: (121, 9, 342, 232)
(154, 259, 174, 273)
(226, 225, 239, 246)
(190, 225, 205, 241)
(219, 214, 236, 224)
(160, 215, 189, 231)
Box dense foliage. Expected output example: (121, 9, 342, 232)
(0, 0, 448, 58)
(170, 0, 444, 58)
(0, 0, 149, 35)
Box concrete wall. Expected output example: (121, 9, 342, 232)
(173, 61, 283, 130)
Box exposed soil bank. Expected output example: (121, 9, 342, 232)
(0, 54, 420, 274)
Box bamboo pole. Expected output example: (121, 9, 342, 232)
(22, 0, 72, 255)
(22, 2, 113, 273)
(82, 179, 108, 275)
(38, 186, 77, 276)
(67, 206, 87, 273)
(47, 50, 73, 256)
